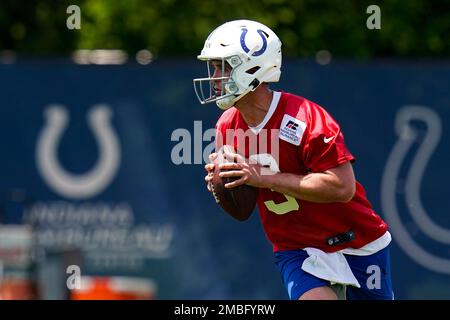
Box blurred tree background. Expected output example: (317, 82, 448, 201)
(0, 0, 449, 59)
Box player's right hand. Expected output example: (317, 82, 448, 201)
(204, 153, 218, 192)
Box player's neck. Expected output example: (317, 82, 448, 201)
(235, 85, 273, 128)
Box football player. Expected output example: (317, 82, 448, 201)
(194, 19, 394, 300)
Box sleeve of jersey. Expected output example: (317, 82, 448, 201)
(215, 123, 223, 151)
(301, 104, 355, 173)
(215, 120, 231, 152)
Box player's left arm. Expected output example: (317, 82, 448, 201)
(261, 161, 356, 203)
(219, 157, 356, 203)
(219, 102, 357, 203)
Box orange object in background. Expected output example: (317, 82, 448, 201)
(0, 276, 39, 300)
(70, 276, 156, 300)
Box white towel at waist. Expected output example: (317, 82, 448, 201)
(302, 247, 360, 288)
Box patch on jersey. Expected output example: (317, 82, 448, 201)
(279, 114, 306, 146)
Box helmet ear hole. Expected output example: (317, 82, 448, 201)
(245, 66, 260, 75)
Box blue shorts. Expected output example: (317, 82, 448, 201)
(274, 246, 394, 300)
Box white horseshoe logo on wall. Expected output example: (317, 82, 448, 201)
(381, 105, 450, 274)
(36, 104, 121, 199)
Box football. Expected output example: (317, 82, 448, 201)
(209, 152, 259, 221)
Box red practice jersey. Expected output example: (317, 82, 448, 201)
(215, 91, 388, 252)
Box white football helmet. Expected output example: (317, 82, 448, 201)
(193, 19, 282, 110)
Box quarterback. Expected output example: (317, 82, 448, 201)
(194, 20, 394, 300)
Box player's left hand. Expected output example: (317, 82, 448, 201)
(218, 151, 268, 189)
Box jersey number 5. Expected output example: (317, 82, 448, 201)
(264, 193, 299, 215)
(249, 154, 300, 215)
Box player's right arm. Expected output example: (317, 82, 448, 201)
(204, 153, 218, 192)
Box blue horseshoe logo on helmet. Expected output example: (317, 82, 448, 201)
(240, 28, 267, 56)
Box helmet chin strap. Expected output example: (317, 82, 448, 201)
(215, 79, 260, 110)
(216, 96, 235, 110)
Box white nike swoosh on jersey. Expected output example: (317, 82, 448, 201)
(324, 136, 334, 143)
